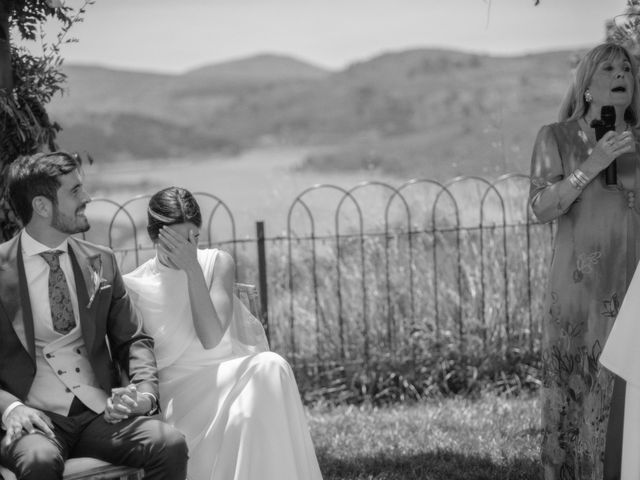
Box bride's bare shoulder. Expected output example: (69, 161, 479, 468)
(204, 248, 235, 279)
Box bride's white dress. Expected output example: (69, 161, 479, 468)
(600, 264, 640, 480)
(123, 249, 323, 480)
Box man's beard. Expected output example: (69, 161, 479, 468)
(51, 204, 90, 234)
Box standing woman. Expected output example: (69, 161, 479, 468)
(529, 42, 640, 480)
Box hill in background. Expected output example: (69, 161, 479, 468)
(49, 49, 579, 179)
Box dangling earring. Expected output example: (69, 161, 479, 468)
(584, 90, 593, 103)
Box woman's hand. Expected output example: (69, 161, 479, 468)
(158, 226, 199, 274)
(104, 384, 154, 423)
(595, 130, 636, 166)
(104, 385, 136, 423)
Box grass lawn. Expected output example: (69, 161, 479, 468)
(308, 393, 541, 480)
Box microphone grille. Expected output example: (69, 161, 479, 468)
(601, 105, 616, 125)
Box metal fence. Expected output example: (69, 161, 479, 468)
(83, 174, 553, 374)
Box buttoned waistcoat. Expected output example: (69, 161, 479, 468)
(0, 234, 159, 417)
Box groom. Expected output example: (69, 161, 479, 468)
(0, 152, 188, 480)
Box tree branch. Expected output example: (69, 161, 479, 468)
(0, 2, 12, 91)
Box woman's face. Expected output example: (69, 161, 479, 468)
(588, 54, 634, 111)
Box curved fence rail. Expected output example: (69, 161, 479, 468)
(84, 175, 552, 393)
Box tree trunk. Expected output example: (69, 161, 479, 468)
(0, 3, 17, 240)
(0, 2, 12, 91)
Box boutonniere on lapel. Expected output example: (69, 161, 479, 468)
(86, 254, 104, 308)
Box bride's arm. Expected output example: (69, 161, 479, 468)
(158, 226, 235, 349)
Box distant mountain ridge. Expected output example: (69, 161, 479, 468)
(184, 53, 329, 80)
(49, 48, 579, 178)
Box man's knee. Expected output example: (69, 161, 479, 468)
(161, 425, 188, 463)
(2, 435, 65, 480)
(141, 419, 188, 464)
(140, 420, 188, 479)
(15, 457, 65, 480)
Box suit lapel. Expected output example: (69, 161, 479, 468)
(67, 240, 96, 353)
(0, 235, 36, 361)
(17, 240, 36, 360)
(0, 237, 20, 329)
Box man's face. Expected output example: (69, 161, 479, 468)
(51, 169, 91, 234)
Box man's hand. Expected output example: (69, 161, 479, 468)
(2, 405, 54, 445)
(104, 384, 152, 424)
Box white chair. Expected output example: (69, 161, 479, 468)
(234, 282, 264, 324)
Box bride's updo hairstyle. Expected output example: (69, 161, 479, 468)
(147, 186, 202, 242)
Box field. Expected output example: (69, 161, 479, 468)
(84, 146, 531, 240)
(83, 146, 406, 238)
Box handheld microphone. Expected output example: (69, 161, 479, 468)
(590, 105, 617, 185)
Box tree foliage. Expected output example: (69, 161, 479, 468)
(0, 0, 93, 240)
(606, 0, 640, 58)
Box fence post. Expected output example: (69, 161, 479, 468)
(256, 221, 270, 343)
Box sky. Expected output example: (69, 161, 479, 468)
(38, 0, 629, 74)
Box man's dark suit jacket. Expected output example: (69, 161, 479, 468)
(0, 233, 159, 417)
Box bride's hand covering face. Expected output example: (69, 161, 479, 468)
(157, 224, 200, 272)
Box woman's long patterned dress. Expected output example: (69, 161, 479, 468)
(529, 119, 640, 480)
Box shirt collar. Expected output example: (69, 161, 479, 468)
(21, 229, 69, 258)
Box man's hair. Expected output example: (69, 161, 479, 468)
(147, 186, 202, 242)
(6, 151, 81, 224)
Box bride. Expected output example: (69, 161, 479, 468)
(122, 186, 323, 480)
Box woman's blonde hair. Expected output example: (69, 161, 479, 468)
(558, 43, 640, 126)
